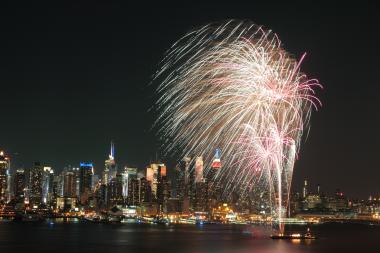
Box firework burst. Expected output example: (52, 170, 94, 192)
(154, 20, 321, 224)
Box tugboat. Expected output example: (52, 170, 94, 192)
(271, 228, 316, 240)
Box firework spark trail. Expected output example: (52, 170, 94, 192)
(154, 20, 321, 225)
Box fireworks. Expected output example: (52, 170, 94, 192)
(155, 20, 321, 223)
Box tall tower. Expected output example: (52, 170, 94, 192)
(42, 166, 54, 204)
(103, 141, 116, 185)
(207, 149, 222, 211)
(0, 150, 10, 203)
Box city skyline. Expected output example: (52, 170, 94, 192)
(1, 2, 380, 199)
(1, 3, 380, 253)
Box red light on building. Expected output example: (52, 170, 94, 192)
(212, 159, 221, 168)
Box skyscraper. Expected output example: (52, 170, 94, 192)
(29, 162, 44, 207)
(103, 141, 117, 185)
(157, 165, 171, 211)
(42, 166, 54, 204)
(175, 157, 191, 213)
(195, 156, 204, 183)
(207, 149, 222, 211)
(0, 151, 10, 203)
(123, 167, 137, 199)
(79, 162, 94, 204)
(127, 176, 140, 206)
(139, 177, 152, 204)
(146, 163, 166, 199)
(13, 169, 26, 200)
(108, 173, 123, 206)
(63, 171, 76, 198)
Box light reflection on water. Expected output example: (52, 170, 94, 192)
(0, 221, 379, 253)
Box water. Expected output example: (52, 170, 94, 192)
(0, 221, 379, 253)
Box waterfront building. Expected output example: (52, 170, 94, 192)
(0, 150, 10, 202)
(56, 197, 77, 212)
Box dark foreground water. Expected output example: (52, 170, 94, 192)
(0, 221, 379, 253)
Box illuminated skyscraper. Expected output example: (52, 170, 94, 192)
(79, 162, 94, 204)
(103, 141, 116, 185)
(13, 169, 26, 200)
(92, 174, 99, 191)
(127, 176, 140, 205)
(29, 162, 44, 207)
(42, 166, 54, 204)
(123, 167, 137, 199)
(63, 171, 76, 198)
(174, 157, 191, 213)
(146, 166, 154, 182)
(207, 149, 222, 211)
(211, 148, 221, 169)
(0, 150, 10, 202)
(139, 177, 152, 204)
(207, 149, 222, 184)
(108, 173, 123, 206)
(194, 181, 207, 212)
(195, 156, 204, 183)
(157, 165, 170, 210)
(146, 163, 166, 199)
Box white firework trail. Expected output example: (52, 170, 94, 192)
(154, 20, 321, 228)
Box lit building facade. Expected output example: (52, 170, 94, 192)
(29, 162, 44, 207)
(195, 156, 204, 183)
(79, 162, 94, 204)
(42, 166, 54, 204)
(0, 151, 10, 202)
(63, 171, 77, 198)
(146, 163, 166, 199)
(103, 141, 117, 185)
(14, 169, 26, 200)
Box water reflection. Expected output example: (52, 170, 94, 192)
(0, 222, 379, 253)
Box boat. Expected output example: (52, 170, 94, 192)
(271, 228, 316, 240)
(270, 233, 316, 240)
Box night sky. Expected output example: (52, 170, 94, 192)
(0, 1, 379, 198)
